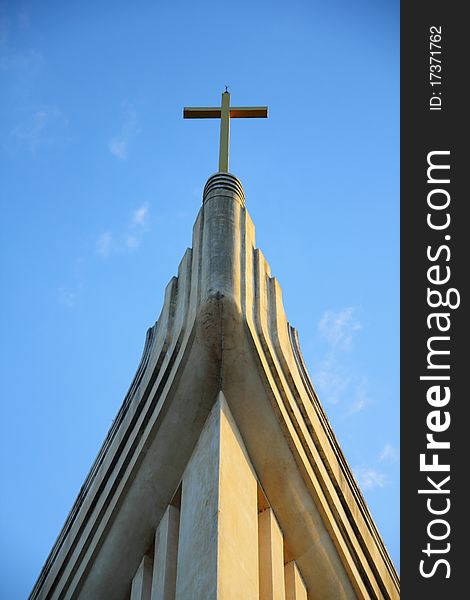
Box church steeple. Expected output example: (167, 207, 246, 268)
(30, 102, 399, 600)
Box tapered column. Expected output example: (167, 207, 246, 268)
(258, 508, 286, 600)
(284, 561, 308, 600)
(131, 555, 153, 600)
(175, 392, 259, 599)
(151, 505, 180, 600)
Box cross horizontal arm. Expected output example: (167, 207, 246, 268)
(183, 107, 268, 119)
(183, 107, 221, 119)
(230, 107, 268, 118)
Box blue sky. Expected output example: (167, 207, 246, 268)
(0, 1, 399, 597)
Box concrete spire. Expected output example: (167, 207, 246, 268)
(30, 173, 399, 600)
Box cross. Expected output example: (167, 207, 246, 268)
(183, 90, 268, 173)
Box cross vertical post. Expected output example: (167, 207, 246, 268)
(219, 91, 231, 172)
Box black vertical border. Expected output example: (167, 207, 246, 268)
(401, 3, 466, 598)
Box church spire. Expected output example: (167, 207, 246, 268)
(30, 94, 399, 600)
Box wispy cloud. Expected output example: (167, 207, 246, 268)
(96, 231, 113, 258)
(125, 234, 140, 250)
(379, 442, 399, 463)
(11, 107, 66, 153)
(131, 203, 149, 227)
(58, 287, 77, 309)
(96, 204, 150, 259)
(316, 356, 350, 405)
(314, 307, 368, 413)
(353, 466, 387, 491)
(318, 307, 362, 351)
(108, 102, 139, 160)
(347, 376, 370, 414)
(108, 138, 127, 160)
(353, 443, 399, 492)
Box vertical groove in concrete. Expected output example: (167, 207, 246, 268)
(258, 508, 286, 600)
(151, 505, 180, 600)
(131, 555, 153, 600)
(284, 561, 308, 600)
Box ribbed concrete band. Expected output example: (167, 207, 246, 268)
(203, 172, 245, 208)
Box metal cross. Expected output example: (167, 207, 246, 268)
(183, 91, 268, 173)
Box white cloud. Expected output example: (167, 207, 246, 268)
(11, 107, 65, 152)
(108, 102, 139, 160)
(316, 359, 351, 405)
(347, 377, 370, 414)
(318, 307, 362, 351)
(96, 231, 112, 258)
(125, 234, 140, 250)
(314, 307, 367, 411)
(353, 466, 387, 491)
(108, 138, 128, 160)
(96, 204, 150, 258)
(131, 203, 149, 227)
(58, 286, 78, 308)
(379, 443, 399, 463)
